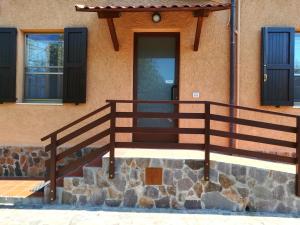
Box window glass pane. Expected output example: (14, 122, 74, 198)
(24, 34, 63, 101)
(24, 74, 63, 100)
(295, 34, 300, 75)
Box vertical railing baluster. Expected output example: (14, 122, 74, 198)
(109, 102, 116, 179)
(204, 102, 210, 181)
(296, 116, 300, 197)
(49, 134, 57, 202)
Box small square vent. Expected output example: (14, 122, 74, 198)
(145, 167, 162, 185)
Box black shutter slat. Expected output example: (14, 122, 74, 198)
(63, 27, 87, 104)
(0, 28, 17, 103)
(261, 27, 295, 106)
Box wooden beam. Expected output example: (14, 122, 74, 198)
(106, 18, 119, 51)
(193, 10, 210, 51)
(193, 16, 203, 51)
(193, 10, 210, 17)
(98, 11, 120, 18)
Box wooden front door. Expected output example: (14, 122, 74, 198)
(133, 33, 180, 143)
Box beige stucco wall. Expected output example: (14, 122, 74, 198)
(0, 0, 230, 146)
(236, 0, 300, 156)
(239, 0, 300, 111)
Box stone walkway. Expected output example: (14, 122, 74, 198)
(0, 180, 44, 197)
(0, 207, 299, 225)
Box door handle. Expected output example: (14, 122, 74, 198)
(171, 85, 178, 100)
(263, 64, 268, 82)
(264, 73, 268, 82)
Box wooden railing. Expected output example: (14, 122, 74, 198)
(41, 100, 300, 201)
(41, 103, 112, 201)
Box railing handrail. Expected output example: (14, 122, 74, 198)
(41, 103, 111, 141)
(210, 101, 298, 118)
(106, 99, 207, 104)
(41, 100, 298, 144)
(106, 100, 298, 118)
(44, 113, 111, 152)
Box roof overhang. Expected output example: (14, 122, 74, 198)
(75, 3, 231, 13)
(75, 2, 231, 51)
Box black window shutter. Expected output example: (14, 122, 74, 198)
(63, 27, 87, 104)
(0, 28, 17, 103)
(261, 27, 295, 106)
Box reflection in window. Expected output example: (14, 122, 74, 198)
(24, 34, 64, 103)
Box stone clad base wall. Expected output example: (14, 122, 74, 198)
(0, 146, 48, 177)
(58, 157, 300, 213)
(0, 146, 94, 177)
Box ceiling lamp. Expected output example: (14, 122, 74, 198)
(152, 12, 161, 23)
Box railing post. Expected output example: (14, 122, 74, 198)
(109, 102, 116, 179)
(204, 102, 210, 181)
(296, 116, 300, 197)
(49, 135, 57, 202)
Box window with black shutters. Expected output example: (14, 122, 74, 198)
(22, 28, 87, 104)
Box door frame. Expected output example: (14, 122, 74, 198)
(132, 32, 180, 142)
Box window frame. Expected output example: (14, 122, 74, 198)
(23, 32, 64, 103)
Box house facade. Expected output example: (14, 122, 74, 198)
(0, 0, 298, 153)
(0, 0, 230, 145)
(1, 0, 300, 212)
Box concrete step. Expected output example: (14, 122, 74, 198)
(57, 157, 103, 187)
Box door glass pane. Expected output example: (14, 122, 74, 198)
(136, 35, 177, 128)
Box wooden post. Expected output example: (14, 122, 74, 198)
(49, 135, 57, 202)
(109, 102, 116, 179)
(204, 102, 210, 181)
(296, 116, 300, 197)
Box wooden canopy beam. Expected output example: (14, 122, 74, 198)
(193, 16, 203, 51)
(97, 12, 120, 52)
(96, 9, 212, 52)
(106, 18, 119, 51)
(193, 10, 210, 51)
(98, 11, 120, 19)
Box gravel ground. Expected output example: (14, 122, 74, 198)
(0, 206, 299, 225)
